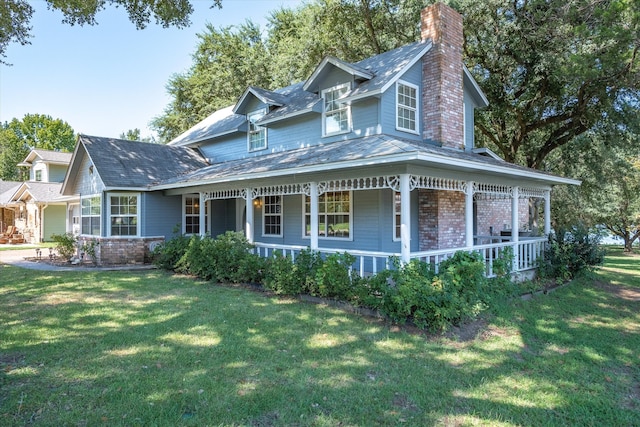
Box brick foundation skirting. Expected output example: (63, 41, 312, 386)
(76, 236, 164, 265)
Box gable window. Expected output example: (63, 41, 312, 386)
(393, 191, 402, 241)
(248, 108, 267, 151)
(35, 170, 42, 181)
(263, 195, 282, 236)
(322, 83, 350, 136)
(184, 195, 208, 235)
(81, 195, 101, 236)
(304, 191, 351, 239)
(396, 81, 418, 133)
(109, 194, 138, 236)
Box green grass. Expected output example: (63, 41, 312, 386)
(0, 242, 55, 252)
(0, 251, 638, 426)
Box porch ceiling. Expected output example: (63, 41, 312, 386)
(155, 134, 579, 195)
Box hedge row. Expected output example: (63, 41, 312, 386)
(152, 231, 522, 331)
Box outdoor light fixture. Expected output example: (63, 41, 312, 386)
(253, 198, 262, 208)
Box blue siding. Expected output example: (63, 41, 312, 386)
(380, 62, 423, 142)
(74, 152, 105, 196)
(142, 191, 182, 238)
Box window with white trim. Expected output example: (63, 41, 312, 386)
(248, 108, 267, 151)
(304, 191, 351, 239)
(184, 195, 208, 235)
(35, 170, 43, 181)
(109, 194, 138, 236)
(262, 195, 282, 236)
(81, 195, 101, 236)
(396, 81, 418, 133)
(322, 84, 350, 136)
(393, 191, 402, 241)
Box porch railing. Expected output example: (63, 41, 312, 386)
(253, 237, 547, 278)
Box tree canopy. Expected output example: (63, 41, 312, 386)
(0, 114, 76, 181)
(151, 0, 640, 174)
(0, 0, 221, 64)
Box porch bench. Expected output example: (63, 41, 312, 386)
(8, 234, 24, 244)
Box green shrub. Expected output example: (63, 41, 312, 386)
(314, 252, 357, 300)
(51, 233, 77, 261)
(152, 232, 190, 270)
(538, 224, 605, 283)
(263, 251, 299, 295)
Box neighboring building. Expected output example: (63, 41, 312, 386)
(0, 181, 21, 234)
(0, 149, 75, 243)
(61, 3, 579, 271)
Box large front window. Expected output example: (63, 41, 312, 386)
(184, 195, 208, 235)
(322, 84, 350, 136)
(109, 194, 138, 236)
(396, 81, 418, 133)
(304, 191, 351, 239)
(248, 108, 267, 151)
(81, 196, 101, 236)
(263, 195, 282, 236)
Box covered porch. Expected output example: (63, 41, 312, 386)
(180, 172, 552, 278)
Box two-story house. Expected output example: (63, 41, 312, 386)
(61, 3, 579, 271)
(0, 149, 75, 243)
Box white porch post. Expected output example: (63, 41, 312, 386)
(400, 174, 411, 264)
(245, 188, 254, 244)
(199, 192, 206, 237)
(544, 189, 551, 236)
(309, 182, 319, 251)
(465, 181, 474, 248)
(511, 186, 520, 271)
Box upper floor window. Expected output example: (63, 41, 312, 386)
(109, 194, 139, 237)
(248, 108, 267, 151)
(322, 83, 350, 136)
(393, 191, 402, 241)
(81, 195, 101, 236)
(396, 81, 418, 134)
(304, 190, 352, 239)
(184, 195, 208, 235)
(35, 170, 43, 181)
(263, 195, 282, 237)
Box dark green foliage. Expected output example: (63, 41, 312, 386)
(156, 231, 265, 284)
(263, 249, 325, 296)
(314, 252, 357, 300)
(51, 232, 77, 261)
(538, 225, 606, 283)
(151, 232, 190, 270)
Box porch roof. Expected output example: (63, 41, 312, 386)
(152, 135, 580, 191)
(0, 181, 22, 205)
(10, 182, 65, 204)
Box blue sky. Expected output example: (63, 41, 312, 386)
(0, 0, 301, 140)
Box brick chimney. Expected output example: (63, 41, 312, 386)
(421, 3, 464, 150)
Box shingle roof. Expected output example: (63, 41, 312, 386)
(169, 41, 432, 144)
(169, 107, 246, 146)
(0, 181, 21, 205)
(155, 135, 575, 188)
(80, 135, 209, 188)
(13, 182, 64, 203)
(19, 149, 72, 166)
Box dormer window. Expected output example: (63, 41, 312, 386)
(248, 108, 267, 151)
(396, 81, 419, 134)
(322, 83, 351, 136)
(35, 170, 42, 181)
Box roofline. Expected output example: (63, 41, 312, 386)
(233, 87, 284, 114)
(303, 56, 374, 92)
(257, 103, 320, 126)
(151, 150, 580, 191)
(169, 128, 240, 147)
(463, 66, 489, 107)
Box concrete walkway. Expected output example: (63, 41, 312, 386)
(0, 246, 155, 272)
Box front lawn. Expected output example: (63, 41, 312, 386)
(0, 248, 638, 426)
